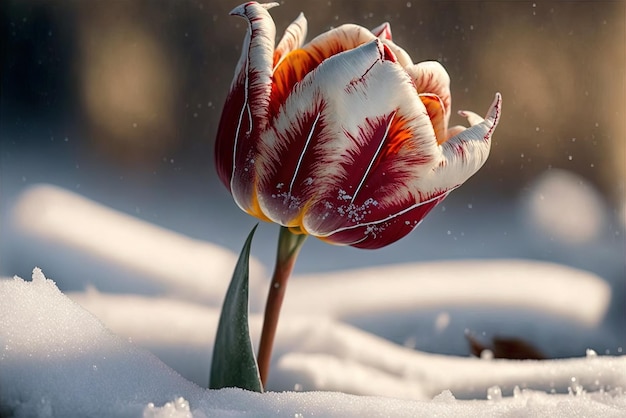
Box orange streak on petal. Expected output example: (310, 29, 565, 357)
(272, 50, 283, 69)
(270, 25, 377, 118)
(420, 94, 447, 145)
(378, 114, 415, 161)
(270, 49, 320, 119)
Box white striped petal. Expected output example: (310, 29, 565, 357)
(227, 1, 278, 212)
(317, 42, 438, 204)
(228, 1, 277, 129)
(255, 40, 443, 237)
(256, 40, 396, 225)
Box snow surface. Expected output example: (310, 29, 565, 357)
(2, 269, 625, 417)
(1, 183, 625, 417)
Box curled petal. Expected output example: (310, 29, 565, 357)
(405, 61, 451, 123)
(228, 1, 277, 125)
(273, 12, 308, 69)
(434, 93, 502, 190)
(216, 1, 277, 212)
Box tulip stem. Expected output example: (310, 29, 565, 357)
(257, 226, 307, 388)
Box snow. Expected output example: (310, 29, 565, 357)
(1, 182, 625, 417)
(10, 185, 267, 308)
(1, 269, 625, 417)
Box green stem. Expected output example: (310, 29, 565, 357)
(257, 226, 307, 388)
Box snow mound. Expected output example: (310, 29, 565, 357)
(0, 268, 204, 418)
(10, 184, 266, 305)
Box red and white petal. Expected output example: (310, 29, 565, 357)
(273, 12, 308, 69)
(431, 93, 502, 191)
(228, 1, 277, 126)
(256, 40, 397, 226)
(405, 61, 451, 123)
(216, 1, 278, 212)
(256, 40, 443, 241)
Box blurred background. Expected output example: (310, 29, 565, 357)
(1, 1, 624, 349)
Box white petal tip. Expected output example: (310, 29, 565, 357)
(230, 2, 279, 17)
(260, 2, 280, 10)
(487, 92, 502, 124)
(371, 22, 392, 40)
(457, 92, 502, 127)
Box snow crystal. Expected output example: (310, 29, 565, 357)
(568, 377, 585, 396)
(487, 385, 502, 401)
(337, 189, 352, 201)
(335, 195, 380, 225)
(273, 191, 303, 211)
(144, 397, 193, 418)
(431, 390, 456, 403)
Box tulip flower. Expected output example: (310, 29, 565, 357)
(215, 2, 501, 250)
(214, 1, 501, 388)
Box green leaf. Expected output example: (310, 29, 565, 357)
(209, 225, 263, 392)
